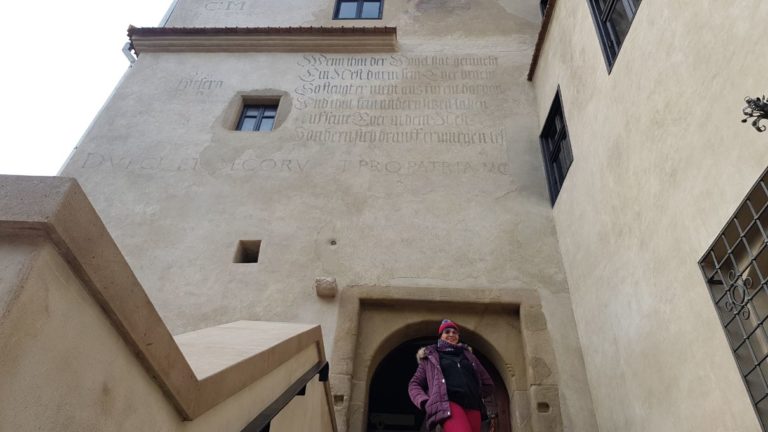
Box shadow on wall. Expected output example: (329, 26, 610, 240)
(398, 0, 540, 37)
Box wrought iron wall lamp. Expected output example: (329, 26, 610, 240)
(742, 96, 768, 132)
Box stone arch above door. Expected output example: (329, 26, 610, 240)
(329, 286, 564, 432)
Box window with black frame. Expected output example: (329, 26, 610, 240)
(237, 104, 277, 132)
(587, 0, 643, 69)
(539, 90, 573, 205)
(334, 0, 382, 19)
(700, 168, 768, 430)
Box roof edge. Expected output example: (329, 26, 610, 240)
(127, 25, 399, 54)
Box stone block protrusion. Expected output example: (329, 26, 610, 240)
(315, 277, 338, 298)
(530, 385, 562, 432)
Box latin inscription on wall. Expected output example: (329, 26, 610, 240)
(80, 53, 514, 177)
(294, 53, 510, 176)
(203, 1, 247, 10)
(295, 54, 503, 144)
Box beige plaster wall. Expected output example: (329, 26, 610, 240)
(531, 0, 768, 430)
(270, 376, 334, 432)
(0, 235, 330, 431)
(62, 0, 599, 430)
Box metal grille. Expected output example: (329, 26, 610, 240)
(700, 169, 768, 430)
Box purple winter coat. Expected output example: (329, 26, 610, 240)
(408, 344, 497, 431)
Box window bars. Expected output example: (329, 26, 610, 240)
(700, 168, 768, 430)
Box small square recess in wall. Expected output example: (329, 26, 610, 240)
(234, 240, 261, 263)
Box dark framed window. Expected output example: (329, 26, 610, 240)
(237, 105, 277, 132)
(539, 89, 573, 205)
(587, 0, 643, 69)
(334, 0, 382, 20)
(700, 168, 768, 430)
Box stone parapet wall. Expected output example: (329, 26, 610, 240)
(0, 175, 335, 431)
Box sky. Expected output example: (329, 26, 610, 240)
(0, 0, 173, 176)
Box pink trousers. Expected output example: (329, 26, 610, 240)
(441, 402, 482, 432)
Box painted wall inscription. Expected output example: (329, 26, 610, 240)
(77, 153, 511, 176)
(80, 152, 308, 174)
(293, 54, 507, 153)
(78, 54, 514, 178)
(175, 73, 224, 95)
(204, 1, 247, 10)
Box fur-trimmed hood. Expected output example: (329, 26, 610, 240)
(416, 346, 430, 361)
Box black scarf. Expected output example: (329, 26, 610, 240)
(437, 339, 464, 353)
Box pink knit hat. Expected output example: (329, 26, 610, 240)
(438, 319, 459, 335)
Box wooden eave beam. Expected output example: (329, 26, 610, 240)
(128, 26, 398, 54)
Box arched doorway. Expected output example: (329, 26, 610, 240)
(366, 336, 512, 431)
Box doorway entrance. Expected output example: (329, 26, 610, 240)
(366, 336, 512, 432)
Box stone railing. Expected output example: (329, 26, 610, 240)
(0, 175, 336, 432)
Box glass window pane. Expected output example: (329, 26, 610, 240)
(551, 159, 565, 188)
(361, 1, 381, 18)
(756, 397, 768, 429)
(746, 368, 768, 401)
(753, 285, 768, 321)
(542, 137, 555, 156)
(554, 114, 563, 133)
(595, 0, 611, 15)
(607, 1, 632, 49)
(736, 341, 757, 375)
(745, 224, 765, 258)
(240, 117, 257, 131)
(751, 328, 768, 362)
(337, 1, 358, 18)
(259, 118, 275, 131)
(560, 136, 573, 169)
(725, 319, 747, 349)
(755, 182, 768, 214)
(557, 143, 570, 172)
(244, 106, 262, 116)
(263, 106, 277, 116)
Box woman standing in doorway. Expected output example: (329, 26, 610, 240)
(408, 320, 497, 432)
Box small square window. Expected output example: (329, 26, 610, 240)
(334, 0, 382, 20)
(237, 104, 278, 132)
(539, 89, 573, 205)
